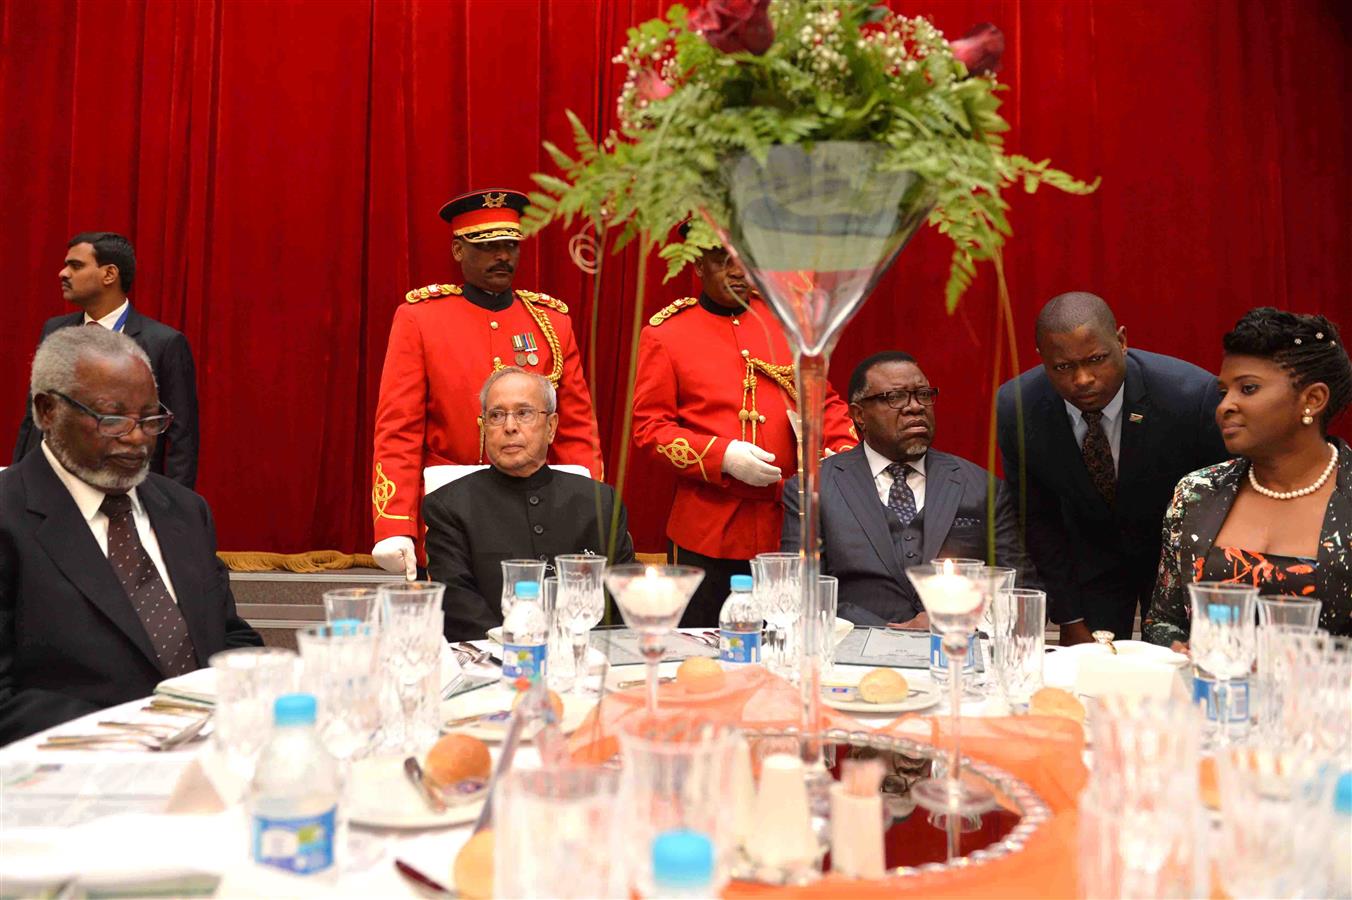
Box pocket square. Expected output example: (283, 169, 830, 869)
(953, 516, 982, 527)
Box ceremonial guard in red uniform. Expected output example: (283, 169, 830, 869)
(370, 190, 603, 577)
(632, 237, 856, 624)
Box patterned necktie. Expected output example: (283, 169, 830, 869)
(885, 462, 918, 528)
(1081, 410, 1117, 504)
(100, 492, 197, 675)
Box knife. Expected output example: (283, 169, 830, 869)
(403, 757, 448, 813)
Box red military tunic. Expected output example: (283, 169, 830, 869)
(371, 283, 603, 547)
(632, 295, 856, 560)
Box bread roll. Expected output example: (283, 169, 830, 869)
(858, 668, 909, 704)
(425, 733, 492, 786)
(676, 656, 726, 693)
(1029, 686, 1086, 723)
(453, 828, 494, 899)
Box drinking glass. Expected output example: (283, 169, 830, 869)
(495, 766, 624, 898)
(619, 719, 735, 897)
(1277, 632, 1352, 757)
(1214, 744, 1341, 898)
(1186, 582, 1257, 747)
(976, 567, 1017, 691)
(297, 622, 382, 766)
(542, 577, 574, 691)
(1256, 595, 1321, 630)
(556, 554, 608, 698)
(501, 559, 548, 616)
(904, 564, 992, 813)
(991, 588, 1046, 711)
(605, 565, 704, 714)
(751, 552, 800, 677)
(378, 581, 445, 754)
(322, 587, 381, 626)
(1080, 696, 1204, 899)
(210, 647, 298, 791)
(926, 558, 984, 691)
(817, 575, 839, 672)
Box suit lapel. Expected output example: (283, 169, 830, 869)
(920, 452, 963, 564)
(835, 449, 904, 583)
(1115, 354, 1152, 506)
(139, 479, 210, 667)
(120, 304, 143, 337)
(23, 453, 161, 671)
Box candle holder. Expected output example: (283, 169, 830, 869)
(604, 564, 705, 715)
(904, 564, 995, 815)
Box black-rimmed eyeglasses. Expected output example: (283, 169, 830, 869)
(855, 387, 940, 408)
(50, 391, 175, 437)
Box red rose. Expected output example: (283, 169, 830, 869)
(950, 23, 1005, 77)
(635, 69, 674, 103)
(689, 0, 774, 56)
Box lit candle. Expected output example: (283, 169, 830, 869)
(620, 567, 684, 616)
(920, 573, 982, 614)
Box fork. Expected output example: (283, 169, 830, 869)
(43, 713, 211, 752)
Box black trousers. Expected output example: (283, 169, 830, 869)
(670, 543, 751, 628)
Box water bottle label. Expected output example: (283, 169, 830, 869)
(720, 629, 761, 664)
(1193, 674, 1249, 723)
(252, 806, 335, 875)
(930, 633, 978, 671)
(502, 642, 547, 682)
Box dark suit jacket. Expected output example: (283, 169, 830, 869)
(0, 449, 261, 745)
(997, 349, 1228, 630)
(14, 306, 200, 488)
(780, 446, 1040, 626)
(424, 465, 636, 641)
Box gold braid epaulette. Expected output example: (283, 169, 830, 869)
(513, 290, 565, 387)
(405, 283, 462, 303)
(648, 297, 698, 326)
(749, 358, 798, 404)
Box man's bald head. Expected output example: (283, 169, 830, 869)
(1035, 292, 1118, 350)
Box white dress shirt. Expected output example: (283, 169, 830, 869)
(83, 299, 129, 330)
(40, 441, 179, 603)
(863, 442, 927, 513)
(1064, 381, 1126, 472)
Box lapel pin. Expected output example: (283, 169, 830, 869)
(1129, 412, 1144, 424)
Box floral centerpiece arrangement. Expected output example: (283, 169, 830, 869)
(524, 0, 1096, 307)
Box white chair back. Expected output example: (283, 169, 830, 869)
(423, 464, 591, 496)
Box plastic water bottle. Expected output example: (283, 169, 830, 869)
(929, 627, 978, 686)
(501, 579, 548, 685)
(650, 828, 715, 898)
(1191, 666, 1250, 741)
(1331, 771, 1352, 899)
(719, 574, 762, 668)
(249, 693, 340, 878)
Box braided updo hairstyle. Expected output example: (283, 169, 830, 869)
(1222, 307, 1351, 431)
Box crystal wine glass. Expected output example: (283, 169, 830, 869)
(604, 564, 704, 714)
(751, 552, 799, 676)
(556, 554, 608, 699)
(1187, 582, 1257, 747)
(501, 559, 548, 617)
(378, 581, 445, 753)
(904, 563, 993, 813)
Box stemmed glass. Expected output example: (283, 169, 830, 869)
(604, 565, 704, 714)
(904, 563, 993, 813)
(751, 552, 799, 676)
(378, 581, 445, 753)
(556, 554, 608, 698)
(322, 587, 381, 626)
(1187, 582, 1257, 747)
(502, 559, 547, 616)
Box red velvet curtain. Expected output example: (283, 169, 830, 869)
(2, 0, 1348, 553)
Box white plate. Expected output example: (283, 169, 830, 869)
(442, 686, 592, 742)
(347, 756, 483, 829)
(819, 667, 940, 714)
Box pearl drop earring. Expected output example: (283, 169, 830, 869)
(1302, 407, 1314, 426)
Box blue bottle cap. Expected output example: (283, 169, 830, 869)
(514, 580, 540, 600)
(730, 574, 754, 592)
(274, 693, 317, 727)
(1206, 603, 1235, 624)
(652, 828, 714, 889)
(1336, 771, 1352, 816)
(329, 618, 362, 636)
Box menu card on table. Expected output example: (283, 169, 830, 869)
(833, 626, 985, 672)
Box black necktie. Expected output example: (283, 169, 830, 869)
(885, 462, 918, 528)
(1081, 410, 1116, 504)
(100, 492, 197, 675)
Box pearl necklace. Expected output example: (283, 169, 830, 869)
(1248, 444, 1339, 500)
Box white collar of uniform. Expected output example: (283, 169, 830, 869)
(1064, 379, 1126, 426)
(863, 440, 926, 480)
(83, 299, 129, 329)
(40, 439, 144, 523)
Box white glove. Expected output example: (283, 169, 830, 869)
(721, 439, 782, 487)
(372, 536, 417, 580)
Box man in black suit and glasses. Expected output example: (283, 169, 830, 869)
(997, 292, 1228, 642)
(13, 232, 200, 488)
(0, 327, 258, 744)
